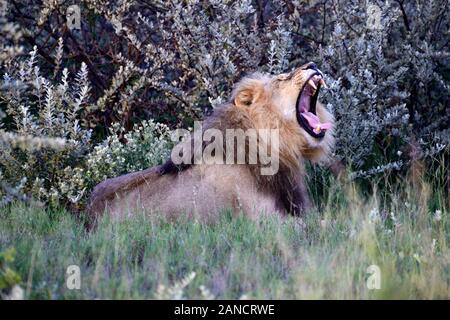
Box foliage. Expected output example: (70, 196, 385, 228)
(0, 247, 23, 300)
(0, 45, 172, 208)
(68, 120, 173, 206)
(0, 46, 92, 207)
(312, 0, 449, 175)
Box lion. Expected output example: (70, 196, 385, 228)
(87, 62, 334, 223)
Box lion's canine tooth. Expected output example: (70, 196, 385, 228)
(308, 79, 317, 90)
(319, 79, 328, 88)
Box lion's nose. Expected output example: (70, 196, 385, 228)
(306, 62, 318, 70)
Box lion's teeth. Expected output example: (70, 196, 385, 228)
(308, 79, 317, 90)
(319, 79, 328, 88)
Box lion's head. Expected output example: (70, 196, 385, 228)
(231, 62, 334, 164)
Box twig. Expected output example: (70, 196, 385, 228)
(396, 0, 411, 32)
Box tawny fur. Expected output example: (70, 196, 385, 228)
(87, 63, 334, 223)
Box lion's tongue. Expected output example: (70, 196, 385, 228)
(301, 112, 332, 132)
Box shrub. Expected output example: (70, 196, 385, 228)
(310, 0, 449, 176)
(0, 45, 92, 207)
(0, 45, 173, 208)
(66, 119, 173, 207)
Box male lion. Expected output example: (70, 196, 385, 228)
(87, 62, 334, 222)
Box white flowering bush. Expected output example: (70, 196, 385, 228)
(310, 0, 449, 176)
(0, 44, 173, 208)
(0, 45, 92, 207)
(67, 120, 173, 205)
(0, 247, 23, 300)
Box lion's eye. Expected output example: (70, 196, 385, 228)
(276, 73, 291, 81)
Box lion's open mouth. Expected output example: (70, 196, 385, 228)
(296, 72, 331, 138)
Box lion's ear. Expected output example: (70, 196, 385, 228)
(232, 77, 265, 108)
(234, 88, 254, 107)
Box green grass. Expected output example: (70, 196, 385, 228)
(0, 180, 449, 299)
